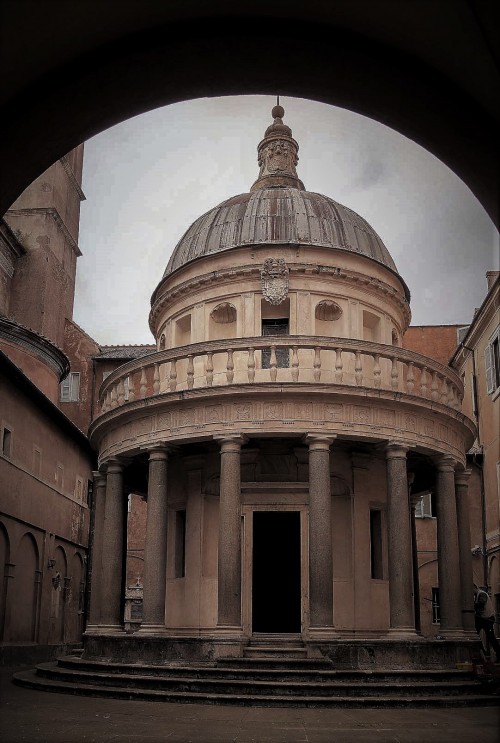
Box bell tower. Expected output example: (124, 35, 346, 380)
(3, 145, 85, 349)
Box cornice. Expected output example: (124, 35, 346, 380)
(451, 278, 499, 368)
(6, 207, 82, 257)
(0, 219, 25, 266)
(59, 155, 86, 202)
(0, 315, 70, 379)
(149, 262, 411, 334)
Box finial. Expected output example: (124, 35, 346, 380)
(250, 101, 305, 192)
(272, 95, 285, 121)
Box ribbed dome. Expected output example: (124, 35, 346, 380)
(164, 188, 399, 277)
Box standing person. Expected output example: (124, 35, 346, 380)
(474, 585, 500, 659)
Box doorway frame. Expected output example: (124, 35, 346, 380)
(241, 491, 309, 639)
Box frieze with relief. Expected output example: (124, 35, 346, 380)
(234, 403, 252, 421)
(205, 405, 223, 423)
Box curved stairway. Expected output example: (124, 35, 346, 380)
(13, 653, 499, 707)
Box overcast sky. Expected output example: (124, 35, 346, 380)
(74, 95, 499, 346)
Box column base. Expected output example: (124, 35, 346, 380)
(85, 624, 125, 636)
(385, 627, 421, 640)
(307, 626, 339, 641)
(136, 623, 168, 636)
(214, 624, 244, 638)
(436, 628, 467, 640)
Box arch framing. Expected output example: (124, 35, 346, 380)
(1, 12, 498, 225)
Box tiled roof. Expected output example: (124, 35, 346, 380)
(96, 345, 156, 360)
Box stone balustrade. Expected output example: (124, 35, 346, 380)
(97, 336, 463, 416)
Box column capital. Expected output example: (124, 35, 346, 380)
(146, 445, 170, 463)
(105, 457, 125, 475)
(214, 434, 247, 453)
(385, 441, 409, 459)
(410, 490, 424, 507)
(434, 454, 457, 472)
(304, 433, 336, 451)
(454, 468, 472, 487)
(92, 471, 107, 488)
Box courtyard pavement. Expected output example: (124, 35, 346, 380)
(0, 666, 499, 743)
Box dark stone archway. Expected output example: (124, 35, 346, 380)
(1, 3, 498, 225)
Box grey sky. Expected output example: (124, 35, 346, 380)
(74, 95, 499, 345)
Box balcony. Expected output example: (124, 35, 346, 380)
(97, 336, 464, 416)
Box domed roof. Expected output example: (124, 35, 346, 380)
(163, 104, 401, 285)
(164, 188, 398, 276)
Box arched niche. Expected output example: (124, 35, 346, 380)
(10, 532, 39, 642)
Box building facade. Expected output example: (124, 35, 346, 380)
(0, 148, 95, 663)
(83, 107, 480, 666)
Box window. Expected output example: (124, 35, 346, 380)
(175, 510, 187, 578)
(432, 587, 440, 624)
(370, 509, 384, 579)
(362, 311, 380, 342)
(485, 327, 500, 395)
(60, 371, 80, 402)
(262, 318, 289, 368)
(2, 427, 12, 457)
(414, 492, 436, 518)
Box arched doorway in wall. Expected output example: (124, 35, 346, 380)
(50, 545, 68, 644)
(0, 523, 10, 641)
(10, 532, 40, 642)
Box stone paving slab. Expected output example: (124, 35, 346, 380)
(1, 667, 499, 743)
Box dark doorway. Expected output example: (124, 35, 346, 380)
(252, 511, 301, 633)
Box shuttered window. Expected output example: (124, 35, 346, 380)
(485, 327, 500, 395)
(60, 372, 80, 402)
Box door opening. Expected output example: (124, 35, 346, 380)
(252, 511, 301, 633)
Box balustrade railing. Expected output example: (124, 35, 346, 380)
(97, 336, 463, 415)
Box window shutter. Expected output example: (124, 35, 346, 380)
(485, 343, 494, 394)
(60, 376, 71, 402)
(70, 372, 80, 401)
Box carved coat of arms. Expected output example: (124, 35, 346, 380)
(261, 258, 289, 305)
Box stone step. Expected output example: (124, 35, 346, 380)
(58, 655, 475, 683)
(27, 662, 491, 699)
(244, 645, 307, 659)
(13, 668, 499, 708)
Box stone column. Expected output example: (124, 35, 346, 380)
(86, 471, 106, 630)
(306, 434, 335, 629)
(139, 446, 169, 634)
(385, 442, 416, 636)
(99, 459, 125, 631)
(435, 455, 463, 636)
(455, 469, 476, 633)
(216, 435, 244, 628)
(409, 489, 422, 634)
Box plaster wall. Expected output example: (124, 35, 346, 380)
(0, 369, 92, 655)
(152, 244, 408, 347)
(403, 325, 463, 366)
(0, 338, 60, 403)
(62, 319, 100, 432)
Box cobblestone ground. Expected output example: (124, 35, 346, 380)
(1, 667, 499, 743)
